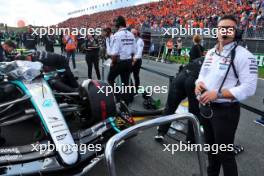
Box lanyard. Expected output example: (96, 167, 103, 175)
(214, 42, 236, 59)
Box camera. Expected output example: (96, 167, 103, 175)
(197, 89, 213, 118)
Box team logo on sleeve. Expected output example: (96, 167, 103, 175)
(248, 57, 258, 74)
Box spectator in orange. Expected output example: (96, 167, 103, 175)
(64, 32, 78, 70)
(57, 0, 263, 36)
(165, 38, 173, 62)
(199, 21, 204, 28)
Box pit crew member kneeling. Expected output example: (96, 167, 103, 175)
(2, 40, 79, 93)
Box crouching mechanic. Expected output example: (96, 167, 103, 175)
(2, 40, 79, 92)
(155, 57, 204, 144)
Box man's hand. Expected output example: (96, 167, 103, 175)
(199, 90, 217, 104)
(111, 56, 118, 66)
(195, 81, 206, 95)
(26, 55, 32, 61)
(221, 89, 235, 100)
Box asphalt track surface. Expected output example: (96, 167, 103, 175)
(6, 46, 263, 176)
(58, 46, 263, 176)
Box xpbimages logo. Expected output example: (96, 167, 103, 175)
(96, 83, 168, 96)
(31, 141, 102, 155)
(162, 26, 236, 38)
(163, 141, 234, 155)
(31, 26, 102, 38)
(162, 26, 218, 38)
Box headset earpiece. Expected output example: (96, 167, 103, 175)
(235, 29, 243, 41)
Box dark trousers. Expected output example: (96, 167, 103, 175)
(201, 103, 240, 176)
(61, 44, 65, 54)
(67, 50, 76, 69)
(85, 54, 101, 80)
(132, 59, 142, 92)
(108, 59, 132, 104)
(165, 49, 172, 61)
(45, 45, 54, 53)
(177, 49, 182, 56)
(158, 71, 200, 143)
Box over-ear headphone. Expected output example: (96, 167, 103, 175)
(234, 28, 243, 41)
(221, 27, 243, 41)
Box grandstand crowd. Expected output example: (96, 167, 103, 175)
(58, 0, 264, 31)
(1, 0, 264, 47)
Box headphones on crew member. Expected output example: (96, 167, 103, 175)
(234, 28, 243, 41)
(220, 26, 243, 42)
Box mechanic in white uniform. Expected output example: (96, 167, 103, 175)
(104, 27, 114, 57)
(131, 28, 144, 94)
(107, 16, 137, 104)
(195, 15, 258, 176)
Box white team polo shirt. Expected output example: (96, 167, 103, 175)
(197, 42, 258, 102)
(111, 28, 137, 60)
(134, 37, 144, 59)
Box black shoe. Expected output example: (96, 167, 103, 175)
(254, 117, 264, 126)
(234, 145, 244, 155)
(154, 133, 165, 142)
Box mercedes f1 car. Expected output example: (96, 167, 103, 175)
(0, 60, 134, 175)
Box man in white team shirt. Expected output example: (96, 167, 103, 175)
(103, 27, 114, 58)
(195, 15, 258, 176)
(107, 16, 137, 104)
(131, 28, 144, 94)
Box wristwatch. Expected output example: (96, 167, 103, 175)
(217, 92, 224, 99)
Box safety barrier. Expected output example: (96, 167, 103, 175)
(141, 66, 264, 118)
(142, 28, 264, 54)
(101, 60, 263, 118)
(104, 113, 207, 176)
(142, 27, 264, 40)
(97, 58, 263, 176)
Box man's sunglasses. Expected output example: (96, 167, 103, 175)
(217, 26, 236, 30)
